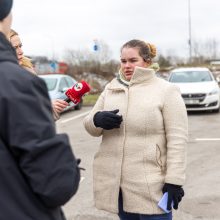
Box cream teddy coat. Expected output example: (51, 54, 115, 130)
(84, 67, 188, 214)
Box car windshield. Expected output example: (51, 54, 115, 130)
(42, 78, 58, 91)
(169, 71, 212, 83)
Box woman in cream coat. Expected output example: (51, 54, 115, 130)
(84, 39, 188, 220)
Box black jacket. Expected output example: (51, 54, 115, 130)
(0, 32, 80, 220)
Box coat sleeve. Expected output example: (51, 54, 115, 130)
(83, 85, 109, 137)
(1, 74, 80, 208)
(162, 84, 188, 186)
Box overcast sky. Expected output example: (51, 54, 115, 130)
(12, 0, 220, 61)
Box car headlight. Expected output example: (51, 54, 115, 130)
(208, 89, 219, 95)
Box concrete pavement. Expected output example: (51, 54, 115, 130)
(56, 107, 220, 220)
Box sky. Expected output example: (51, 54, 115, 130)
(12, 0, 220, 61)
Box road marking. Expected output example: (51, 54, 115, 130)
(60, 111, 90, 123)
(195, 138, 220, 141)
(80, 177, 85, 183)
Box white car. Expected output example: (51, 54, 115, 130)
(168, 67, 220, 112)
(39, 74, 83, 111)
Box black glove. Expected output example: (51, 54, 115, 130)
(93, 109, 123, 130)
(162, 183, 184, 210)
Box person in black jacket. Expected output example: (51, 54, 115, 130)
(0, 1, 80, 219)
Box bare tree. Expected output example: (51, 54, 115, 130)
(64, 49, 94, 65)
(93, 40, 112, 63)
(193, 38, 219, 61)
(63, 40, 117, 85)
(204, 39, 218, 60)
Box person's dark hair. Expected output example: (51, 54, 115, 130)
(0, 0, 13, 21)
(121, 39, 157, 62)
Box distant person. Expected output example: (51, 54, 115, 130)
(8, 29, 36, 74)
(7, 29, 68, 120)
(0, 1, 80, 220)
(84, 39, 188, 220)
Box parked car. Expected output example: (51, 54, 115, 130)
(39, 74, 83, 111)
(168, 67, 220, 112)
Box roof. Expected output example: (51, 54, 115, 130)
(39, 74, 69, 79)
(171, 67, 210, 72)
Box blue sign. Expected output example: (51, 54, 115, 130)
(50, 61, 57, 71)
(50, 61, 57, 72)
(93, 44, 98, 51)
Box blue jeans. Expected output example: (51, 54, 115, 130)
(118, 190, 172, 220)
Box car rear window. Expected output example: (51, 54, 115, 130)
(42, 78, 58, 91)
(169, 71, 212, 83)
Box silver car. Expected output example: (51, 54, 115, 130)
(168, 67, 220, 112)
(39, 74, 83, 111)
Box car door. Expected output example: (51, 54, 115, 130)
(57, 77, 69, 100)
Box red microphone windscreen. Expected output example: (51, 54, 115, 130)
(65, 80, 91, 104)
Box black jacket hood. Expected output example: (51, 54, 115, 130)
(0, 32, 18, 64)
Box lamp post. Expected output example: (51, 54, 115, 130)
(188, 0, 192, 64)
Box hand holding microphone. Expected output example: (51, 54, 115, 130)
(65, 80, 91, 104)
(52, 99, 69, 114)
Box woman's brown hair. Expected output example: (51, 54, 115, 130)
(121, 39, 157, 62)
(8, 29, 18, 41)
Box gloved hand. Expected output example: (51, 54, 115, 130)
(162, 183, 184, 210)
(93, 109, 123, 130)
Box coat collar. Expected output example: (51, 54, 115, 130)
(108, 67, 156, 91)
(108, 78, 126, 91)
(130, 66, 155, 85)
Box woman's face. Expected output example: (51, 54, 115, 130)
(120, 47, 150, 81)
(10, 35, 24, 65)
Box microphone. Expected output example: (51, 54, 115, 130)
(64, 80, 91, 104)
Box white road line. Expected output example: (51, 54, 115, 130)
(195, 138, 220, 141)
(60, 111, 90, 123)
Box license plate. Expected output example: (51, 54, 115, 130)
(184, 99, 199, 104)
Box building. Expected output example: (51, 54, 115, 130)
(29, 56, 69, 75)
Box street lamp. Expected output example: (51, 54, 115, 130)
(188, 0, 192, 64)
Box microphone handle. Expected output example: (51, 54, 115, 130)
(64, 97, 71, 103)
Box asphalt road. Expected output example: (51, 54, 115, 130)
(56, 107, 220, 220)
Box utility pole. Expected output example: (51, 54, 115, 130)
(188, 0, 192, 64)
